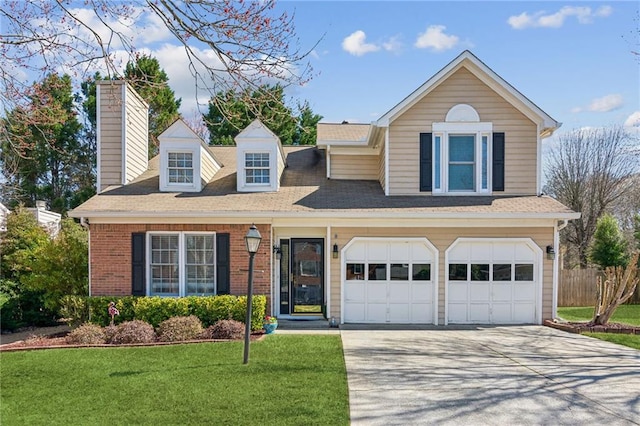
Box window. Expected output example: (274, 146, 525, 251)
(449, 135, 476, 191)
(245, 152, 270, 184)
(149, 233, 215, 296)
(168, 152, 194, 184)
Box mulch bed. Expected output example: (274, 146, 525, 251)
(0, 330, 266, 352)
(545, 319, 640, 335)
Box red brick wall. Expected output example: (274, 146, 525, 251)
(89, 223, 272, 297)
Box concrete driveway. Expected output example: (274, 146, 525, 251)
(341, 326, 640, 425)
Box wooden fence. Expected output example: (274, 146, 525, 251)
(558, 268, 640, 306)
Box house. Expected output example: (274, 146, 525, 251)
(69, 51, 580, 325)
(0, 201, 61, 237)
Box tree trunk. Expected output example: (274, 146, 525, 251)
(591, 252, 639, 325)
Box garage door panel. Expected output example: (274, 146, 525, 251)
(367, 303, 387, 322)
(492, 283, 512, 302)
(469, 283, 490, 300)
(411, 304, 433, 323)
(412, 244, 432, 260)
(344, 303, 365, 322)
(389, 243, 410, 261)
(448, 303, 468, 323)
(412, 283, 433, 302)
(345, 242, 366, 261)
(449, 283, 468, 302)
(513, 283, 535, 301)
(344, 282, 365, 303)
(368, 282, 387, 302)
(513, 303, 536, 323)
(389, 303, 410, 322)
(469, 304, 490, 322)
(389, 282, 410, 302)
(368, 244, 388, 261)
(492, 303, 513, 322)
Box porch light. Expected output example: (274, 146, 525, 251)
(546, 245, 555, 260)
(333, 243, 339, 259)
(243, 224, 262, 365)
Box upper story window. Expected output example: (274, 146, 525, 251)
(245, 152, 270, 185)
(168, 152, 194, 184)
(421, 104, 501, 195)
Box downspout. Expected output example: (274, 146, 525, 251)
(80, 217, 92, 298)
(552, 219, 568, 319)
(326, 225, 331, 321)
(326, 145, 331, 179)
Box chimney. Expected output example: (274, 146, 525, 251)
(96, 81, 149, 193)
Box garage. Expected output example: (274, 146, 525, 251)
(342, 238, 437, 324)
(446, 238, 542, 324)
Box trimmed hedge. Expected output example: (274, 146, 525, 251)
(83, 295, 266, 330)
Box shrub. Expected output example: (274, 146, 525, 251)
(110, 320, 156, 344)
(86, 296, 138, 326)
(157, 315, 204, 342)
(103, 325, 118, 344)
(207, 319, 245, 340)
(59, 295, 89, 327)
(66, 323, 106, 345)
(134, 297, 190, 327)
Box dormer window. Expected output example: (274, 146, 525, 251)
(245, 152, 270, 185)
(168, 152, 194, 184)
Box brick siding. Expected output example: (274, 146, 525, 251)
(90, 223, 272, 297)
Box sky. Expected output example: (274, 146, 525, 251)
(7, 1, 640, 138)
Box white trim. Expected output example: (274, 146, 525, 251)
(384, 128, 390, 196)
(340, 237, 439, 325)
(121, 83, 127, 186)
(96, 86, 102, 193)
(445, 104, 480, 122)
(160, 147, 200, 192)
(326, 145, 331, 179)
(536, 123, 542, 195)
(444, 237, 543, 325)
(326, 225, 332, 320)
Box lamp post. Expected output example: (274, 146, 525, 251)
(243, 224, 262, 364)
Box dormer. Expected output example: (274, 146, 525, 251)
(234, 119, 286, 192)
(158, 119, 221, 192)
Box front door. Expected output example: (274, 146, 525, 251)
(290, 238, 324, 315)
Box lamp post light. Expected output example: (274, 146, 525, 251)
(243, 224, 262, 365)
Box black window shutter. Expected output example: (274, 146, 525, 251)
(492, 132, 505, 192)
(216, 233, 230, 295)
(419, 133, 433, 192)
(131, 233, 146, 296)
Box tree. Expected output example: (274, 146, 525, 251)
(1, 0, 314, 157)
(296, 101, 323, 145)
(0, 207, 56, 330)
(589, 214, 628, 269)
(205, 85, 297, 145)
(0, 73, 93, 214)
(21, 218, 89, 312)
(592, 251, 639, 325)
(124, 54, 181, 157)
(544, 126, 640, 268)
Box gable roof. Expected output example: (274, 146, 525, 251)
(317, 123, 371, 145)
(376, 50, 560, 136)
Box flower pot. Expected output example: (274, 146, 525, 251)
(263, 323, 278, 334)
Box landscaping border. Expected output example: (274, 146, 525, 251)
(544, 319, 640, 335)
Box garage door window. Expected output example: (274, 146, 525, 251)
(493, 264, 511, 281)
(390, 264, 409, 280)
(368, 264, 387, 280)
(471, 264, 490, 281)
(346, 263, 364, 280)
(449, 264, 467, 280)
(515, 264, 534, 281)
(412, 264, 431, 280)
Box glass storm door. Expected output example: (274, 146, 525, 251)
(290, 238, 324, 314)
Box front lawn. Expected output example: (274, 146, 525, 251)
(583, 332, 640, 350)
(557, 305, 640, 326)
(0, 335, 349, 426)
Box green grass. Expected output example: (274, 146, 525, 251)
(0, 335, 349, 426)
(557, 305, 640, 326)
(583, 332, 640, 350)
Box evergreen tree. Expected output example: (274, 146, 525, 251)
(589, 213, 629, 268)
(296, 101, 323, 145)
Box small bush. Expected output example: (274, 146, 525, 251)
(110, 320, 155, 344)
(157, 315, 204, 342)
(207, 319, 245, 340)
(103, 325, 118, 344)
(59, 295, 89, 328)
(134, 297, 190, 327)
(66, 323, 106, 345)
(87, 296, 138, 326)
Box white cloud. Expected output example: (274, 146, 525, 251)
(382, 35, 403, 53)
(507, 5, 613, 29)
(624, 111, 640, 127)
(588, 94, 624, 112)
(414, 25, 459, 51)
(342, 30, 380, 56)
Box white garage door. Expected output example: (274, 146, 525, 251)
(343, 239, 437, 324)
(447, 239, 541, 324)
